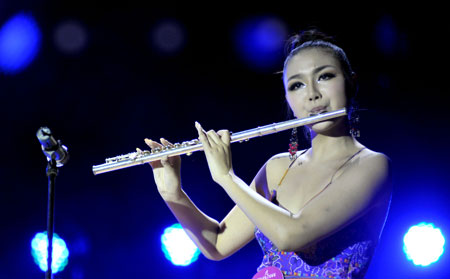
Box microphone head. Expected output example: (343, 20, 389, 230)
(36, 127, 69, 167)
(36, 127, 58, 150)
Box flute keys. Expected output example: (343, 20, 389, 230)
(129, 152, 138, 160)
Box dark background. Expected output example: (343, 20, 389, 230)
(1, 2, 449, 278)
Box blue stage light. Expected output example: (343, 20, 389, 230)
(233, 16, 287, 71)
(161, 223, 201, 266)
(403, 222, 445, 266)
(31, 231, 69, 273)
(0, 12, 41, 74)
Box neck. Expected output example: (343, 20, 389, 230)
(307, 128, 362, 162)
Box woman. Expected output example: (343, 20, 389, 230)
(143, 29, 392, 278)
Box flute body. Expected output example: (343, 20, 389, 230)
(92, 108, 347, 175)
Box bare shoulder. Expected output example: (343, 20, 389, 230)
(251, 152, 290, 199)
(267, 152, 291, 165)
(358, 148, 391, 173)
(345, 147, 392, 200)
(264, 150, 309, 191)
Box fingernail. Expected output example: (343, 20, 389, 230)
(195, 121, 200, 128)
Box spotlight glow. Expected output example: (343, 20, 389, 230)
(31, 231, 69, 273)
(233, 16, 287, 71)
(54, 20, 87, 54)
(161, 223, 201, 266)
(0, 12, 41, 74)
(151, 19, 185, 54)
(403, 222, 445, 266)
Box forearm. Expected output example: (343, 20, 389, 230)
(217, 173, 294, 250)
(162, 189, 222, 260)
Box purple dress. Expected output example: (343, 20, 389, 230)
(255, 220, 375, 278)
(255, 148, 377, 278)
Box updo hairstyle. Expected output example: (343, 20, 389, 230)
(283, 28, 360, 137)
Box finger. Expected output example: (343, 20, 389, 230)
(217, 130, 231, 145)
(195, 122, 211, 149)
(160, 138, 174, 147)
(160, 155, 170, 166)
(136, 148, 145, 157)
(140, 145, 163, 168)
(145, 138, 163, 149)
(160, 138, 181, 163)
(206, 129, 222, 145)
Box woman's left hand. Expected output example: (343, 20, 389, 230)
(195, 121, 234, 185)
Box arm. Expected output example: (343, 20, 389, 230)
(162, 190, 256, 261)
(145, 138, 256, 261)
(195, 124, 392, 252)
(218, 153, 391, 251)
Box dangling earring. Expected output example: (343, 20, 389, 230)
(348, 106, 360, 137)
(289, 127, 298, 161)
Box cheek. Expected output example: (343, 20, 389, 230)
(285, 94, 297, 114)
(285, 94, 293, 107)
(285, 94, 308, 117)
(328, 81, 347, 107)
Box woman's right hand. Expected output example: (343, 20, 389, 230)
(142, 138, 182, 200)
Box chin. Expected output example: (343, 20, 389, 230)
(310, 120, 335, 131)
(310, 117, 346, 135)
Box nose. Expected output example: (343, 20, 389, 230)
(307, 82, 321, 102)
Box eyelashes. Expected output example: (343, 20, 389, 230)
(318, 73, 335, 81)
(288, 82, 304, 91)
(287, 73, 336, 92)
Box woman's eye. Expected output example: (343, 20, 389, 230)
(318, 73, 335, 81)
(288, 82, 304, 91)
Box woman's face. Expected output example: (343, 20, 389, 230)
(284, 48, 347, 132)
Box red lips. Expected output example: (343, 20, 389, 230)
(310, 106, 327, 113)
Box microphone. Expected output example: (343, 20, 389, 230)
(36, 127, 70, 167)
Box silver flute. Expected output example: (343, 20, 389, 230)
(92, 108, 347, 175)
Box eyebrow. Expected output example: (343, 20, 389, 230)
(287, 65, 336, 82)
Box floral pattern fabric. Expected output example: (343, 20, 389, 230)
(255, 226, 375, 279)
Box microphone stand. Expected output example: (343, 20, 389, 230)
(45, 158, 58, 279)
(36, 127, 69, 279)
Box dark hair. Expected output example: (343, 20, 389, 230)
(283, 29, 360, 138)
(284, 29, 357, 101)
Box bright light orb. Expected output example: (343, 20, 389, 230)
(403, 222, 445, 266)
(161, 223, 201, 266)
(233, 16, 287, 71)
(31, 231, 69, 273)
(0, 12, 41, 74)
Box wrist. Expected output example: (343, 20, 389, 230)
(159, 188, 184, 202)
(213, 171, 236, 187)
